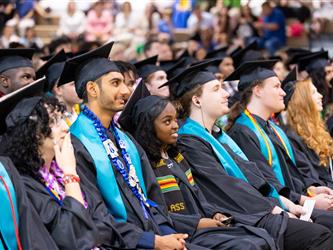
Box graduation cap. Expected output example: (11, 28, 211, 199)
(177, 50, 197, 66)
(40, 51, 73, 61)
(205, 46, 228, 59)
(191, 58, 223, 74)
(36, 49, 68, 92)
(224, 60, 278, 92)
(0, 77, 45, 134)
(118, 80, 150, 134)
(132, 95, 165, 127)
(282, 67, 297, 107)
(57, 41, 119, 98)
(298, 50, 329, 73)
(232, 41, 263, 68)
(0, 48, 34, 74)
(287, 49, 312, 66)
(161, 58, 187, 79)
(134, 55, 162, 80)
(159, 59, 218, 99)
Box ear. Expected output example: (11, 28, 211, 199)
(252, 84, 263, 98)
(0, 74, 10, 89)
(86, 81, 98, 98)
(191, 95, 201, 108)
(52, 85, 62, 96)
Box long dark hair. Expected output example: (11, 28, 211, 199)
(226, 80, 263, 131)
(133, 97, 178, 163)
(5, 96, 65, 178)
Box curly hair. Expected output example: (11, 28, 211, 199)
(225, 80, 263, 131)
(287, 79, 333, 166)
(4, 96, 65, 178)
(133, 98, 178, 163)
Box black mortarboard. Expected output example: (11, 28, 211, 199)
(160, 59, 180, 72)
(57, 41, 119, 98)
(191, 58, 223, 74)
(225, 60, 278, 92)
(205, 46, 228, 59)
(134, 55, 162, 80)
(40, 52, 73, 61)
(162, 58, 188, 79)
(132, 95, 165, 126)
(282, 67, 297, 107)
(0, 48, 34, 73)
(0, 78, 45, 134)
(177, 50, 197, 66)
(287, 49, 312, 65)
(36, 49, 68, 92)
(159, 59, 218, 99)
(298, 50, 329, 73)
(118, 80, 150, 134)
(232, 41, 263, 68)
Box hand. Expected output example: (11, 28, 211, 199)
(271, 206, 284, 215)
(288, 204, 306, 218)
(197, 218, 223, 229)
(309, 186, 333, 196)
(54, 133, 77, 175)
(213, 213, 229, 222)
(287, 212, 298, 219)
(154, 234, 188, 250)
(311, 193, 333, 210)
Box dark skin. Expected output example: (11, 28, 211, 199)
(85, 71, 188, 250)
(154, 102, 228, 228)
(0, 67, 35, 95)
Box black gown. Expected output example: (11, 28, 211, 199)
(285, 126, 333, 188)
(71, 132, 209, 250)
(228, 115, 333, 232)
(0, 156, 58, 250)
(148, 155, 277, 250)
(178, 134, 333, 250)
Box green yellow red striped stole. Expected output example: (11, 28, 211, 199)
(185, 169, 195, 186)
(156, 175, 180, 193)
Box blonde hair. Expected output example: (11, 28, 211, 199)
(287, 79, 333, 166)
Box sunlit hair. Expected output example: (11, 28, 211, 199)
(287, 79, 333, 166)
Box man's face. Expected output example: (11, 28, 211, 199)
(57, 81, 82, 108)
(123, 71, 136, 94)
(96, 71, 131, 113)
(0, 67, 35, 94)
(146, 70, 169, 97)
(158, 44, 173, 61)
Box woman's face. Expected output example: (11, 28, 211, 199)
(41, 109, 69, 155)
(310, 82, 323, 112)
(154, 103, 179, 145)
(197, 79, 230, 120)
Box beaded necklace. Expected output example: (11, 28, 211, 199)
(82, 105, 153, 219)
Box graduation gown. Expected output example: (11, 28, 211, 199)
(228, 115, 333, 231)
(148, 154, 276, 250)
(0, 156, 58, 250)
(285, 126, 333, 188)
(178, 134, 333, 250)
(72, 132, 208, 250)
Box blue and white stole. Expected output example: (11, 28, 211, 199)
(71, 112, 152, 222)
(0, 162, 20, 250)
(179, 118, 283, 207)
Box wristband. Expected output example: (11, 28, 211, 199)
(307, 188, 314, 197)
(63, 174, 80, 185)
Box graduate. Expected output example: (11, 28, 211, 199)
(284, 71, 333, 188)
(130, 94, 277, 250)
(37, 50, 82, 126)
(3, 95, 102, 250)
(114, 60, 137, 92)
(0, 155, 58, 250)
(63, 41, 206, 250)
(0, 48, 36, 97)
(225, 60, 333, 230)
(134, 55, 169, 97)
(159, 60, 333, 249)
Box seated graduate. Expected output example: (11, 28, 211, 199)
(62, 41, 203, 250)
(134, 55, 169, 97)
(3, 95, 106, 249)
(0, 48, 36, 97)
(37, 50, 82, 126)
(159, 60, 333, 250)
(284, 73, 333, 188)
(225, 60, 333, 230)
(0, 157, 59, 250)
(130, 94, 277, 250)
